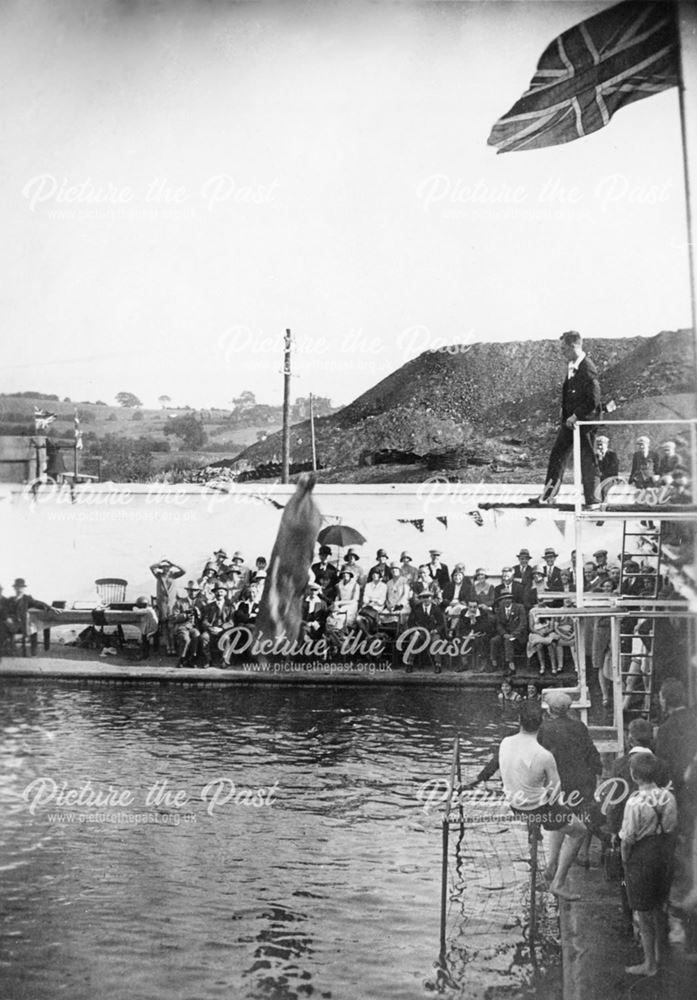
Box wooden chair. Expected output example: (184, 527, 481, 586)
(94, 578, 128, 648)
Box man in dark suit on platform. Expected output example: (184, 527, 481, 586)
(536, 330, 601, 507)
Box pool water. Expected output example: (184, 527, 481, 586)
(0, 682, 560, 1000)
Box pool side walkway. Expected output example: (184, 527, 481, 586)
(0, 647, 569, 687)
(560, 854, 695, 1000)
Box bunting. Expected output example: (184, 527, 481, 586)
(468, 511, 484, 527)
(436, 515, 448, 529)
(398, 518, 425, 532)
(554, 520, 567, 537)
(525, 516, 536, 527)
(33, 407, 56, 432)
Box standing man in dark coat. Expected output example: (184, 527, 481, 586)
(513, 548, 534, 591)
(536, 330, 601, 506)
(5, 578, 55, 656)
(538, 690, 602, 826)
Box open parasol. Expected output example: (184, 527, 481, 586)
(317, 524, 366, 567)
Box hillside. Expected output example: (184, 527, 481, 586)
(236, 329, 696, 478)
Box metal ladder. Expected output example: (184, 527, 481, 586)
(618, 519, 662, 716)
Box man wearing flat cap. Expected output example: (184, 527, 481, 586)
(536, 330, 602, 507)
(426, 549, 450, 591)
(539, 690, 602, 857)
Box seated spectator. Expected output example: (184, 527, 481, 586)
(404, 590, 446, 673)
(302, 581, 328, 641)
(490, 592, 528, 675)
(4, 578, 56, 655)
(343, 549, 366, 588)
(199, 584, 234, 667)
(524, 567, 546, 610)
(251, 556, 268, 582)
(629, 436, 659, 488)
(498, 679, 522, 703)
(399, 551, 418, 586)
(385, 562, 411, 625)
(526, 604, 559, 676)
(669, 467, 693, 504)
(425, 549, 450, 591)
(411, 565, 441, 606)
(657, 440, 680, 480)
(473, 568, 495, 608)
(150, 558, 186, 656)
(368, 548, 391, 584)
(312, 545, 339, 600)
(513, 548, 534, 590)
(231, 551, 252, 586)
(457, 599, 494, 671)
(234, 582, 263, 628)
(134, 596, 159, 660)
(441, 567, 474, 624)
(333, 566, 360, 626)
(170, 581, 202, 667)
(553, 599, 578, 673)
(494, 566, 525, 605)
(197, 565, 218, 603)
(525, 682, 541, 701)
(595, 435, 619, 483)
(226, 567, 246, 603)
(357, 568, 388, 636)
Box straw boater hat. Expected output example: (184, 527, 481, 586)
(429, 549, 442, 557)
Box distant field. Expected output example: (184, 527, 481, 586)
(0, 394, 283, 466)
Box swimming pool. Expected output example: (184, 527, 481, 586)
(0, 682, 560, 1000)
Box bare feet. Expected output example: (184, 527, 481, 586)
(625, 964, 657, 977)
(549, 884, 581, 901)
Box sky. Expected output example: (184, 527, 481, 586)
(0, 0, 693, 409)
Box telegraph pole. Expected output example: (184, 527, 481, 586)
(309, 393, 317, 472)
(281, 329, 292, 483)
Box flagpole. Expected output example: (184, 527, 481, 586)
(677, 1, 697, 374)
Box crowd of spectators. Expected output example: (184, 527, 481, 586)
(597, 434, 692, 502)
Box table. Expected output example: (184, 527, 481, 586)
(28, 607, 153, 651)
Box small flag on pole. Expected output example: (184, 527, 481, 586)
(74, 410, 83, 450)
(488, 1, 678, 153)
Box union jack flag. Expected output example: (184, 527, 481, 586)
(488, 1, 678, 153)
